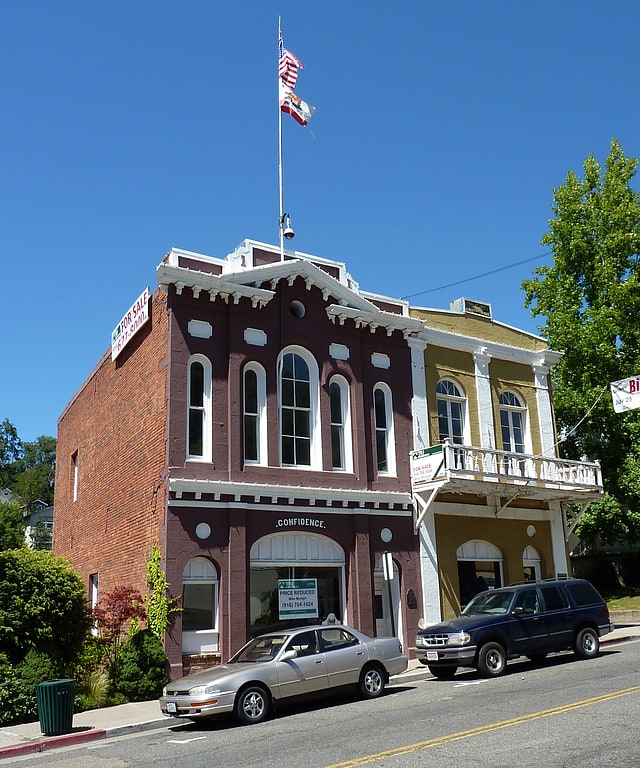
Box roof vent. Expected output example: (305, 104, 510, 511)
(450, 297, 492, 319)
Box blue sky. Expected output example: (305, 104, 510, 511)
(2, 1, 639, 444)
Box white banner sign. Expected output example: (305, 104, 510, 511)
(111, 287, 150, 361)
(610, 374, 640, 413)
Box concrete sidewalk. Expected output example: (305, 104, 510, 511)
(1, 622, 638, 761)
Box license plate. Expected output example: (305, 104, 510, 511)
(167, 702, 177, 713)
(426, 651, 438, 661)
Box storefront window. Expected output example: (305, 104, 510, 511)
(249, 566, 342, 637)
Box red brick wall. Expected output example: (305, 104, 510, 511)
(53, 290, 169, 599)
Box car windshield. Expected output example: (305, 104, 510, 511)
(462, 590, 515, 616)
(229, 634, 288, 663)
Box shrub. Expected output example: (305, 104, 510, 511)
(0, 653, 36, 726)
(111, 629, 168, 702)
(0, 549, 91, 664)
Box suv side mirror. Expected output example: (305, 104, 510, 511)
(512, 606, 525, 616)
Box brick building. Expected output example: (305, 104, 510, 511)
(54, 240, 428, 678)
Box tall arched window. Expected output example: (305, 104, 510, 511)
(436, 379, 466, 445)
(457, 540, 504, 607)
(278, 348, 320, 468)
(187, 354, 212, 461)
(243, 362, 267, 464)
(329, 375, 352, 471)
(499, 390, 527, 454)
(373, 383, 395, 475)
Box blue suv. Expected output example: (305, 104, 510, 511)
(415, 578, 612, 678)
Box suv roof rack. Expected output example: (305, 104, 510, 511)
(508, 575, 573, 587)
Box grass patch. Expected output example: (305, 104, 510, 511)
(603, 589, 640, 612)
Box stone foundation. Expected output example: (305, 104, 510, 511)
(182, 653, 221, 676)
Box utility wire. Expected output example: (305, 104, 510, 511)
(401, 251, 552, 301)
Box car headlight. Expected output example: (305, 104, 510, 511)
(447, 631, 471, 646)
(189, 684, 221, 696)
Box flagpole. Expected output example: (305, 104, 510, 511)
(278, 17, 285, 260)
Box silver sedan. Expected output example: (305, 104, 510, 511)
(160, 624, 408, 725)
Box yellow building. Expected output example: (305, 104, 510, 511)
(409, 298, 603, 623)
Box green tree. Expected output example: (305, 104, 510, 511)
(15, 435, 56, 509)
(0, 549, 91, 664)
(0, 420, 23, 489)
(523, 138, 640, 544)
(144, 543, 180, 639)
(0, 501, 26, 550)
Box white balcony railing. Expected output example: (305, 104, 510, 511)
(440, 440, 603, 491)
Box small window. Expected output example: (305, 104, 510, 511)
(436, 379, 466, 445)
(71, 451, 79, 502)
(187, 355, 212, 461)
(243, 363, 266, 464)
(373, 384, 395, 475)
(499, 390, 527, 454)
(182, 557, 218, 632)
(318, 627, 359, 651)
(329, 376, 352, 471)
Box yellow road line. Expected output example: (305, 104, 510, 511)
(324, 685, 640, 768)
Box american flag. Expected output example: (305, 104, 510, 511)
(278, 32, 303, 91)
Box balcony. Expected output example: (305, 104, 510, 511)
(411, 441, 603, 507)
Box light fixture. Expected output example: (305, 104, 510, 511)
(280, 212, 295, 240)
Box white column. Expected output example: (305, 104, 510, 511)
(409, 337, 429, 450)
(418, 506, 442, 624)
(473, 348, 495, 448)
(548, 501, 570, 576)
(532, 362, 555, 456)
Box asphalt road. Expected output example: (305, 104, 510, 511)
(11, 637, 640, 768)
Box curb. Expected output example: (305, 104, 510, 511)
(0, 728, 107, 759)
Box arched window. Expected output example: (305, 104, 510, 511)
(499, 390, 527, 454)
(456, 540, 503, 607)
(523, 545, 542, 581)
(436, 379, 467, 445)
(329, 375, 352, 471)
(373, 383, 395, 475)
(182, 557, 219, 654)
(243, 362, 267, 465)
(278, 347, 320, 468)
(187, 355, 212, 461)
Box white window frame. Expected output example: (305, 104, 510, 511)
(72, 451, 79, 502)
(182, 557, 219, 654)
(187, 354, 212, 462)
(436, 378, 469, 445)
(329, 374, 353, 472)
(277, 347, 321, 469)
(243, 362, 267, 465)
(499, 389, 531, 455)
(373, 382, 396, 476)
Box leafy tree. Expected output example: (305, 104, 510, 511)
(0, 549, 91, 664)
(0, 501, 26, 550)
(0, 420, 23, 489)
(523, 138, 640, 544)
(91, 586, 147, 673)
(111, 629, 168, 701)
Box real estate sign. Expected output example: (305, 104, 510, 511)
(610, 374, 640, 414)
(410, 445, 445, 487)
(111, 287, 150, 361)
(278, 578, 318, 620)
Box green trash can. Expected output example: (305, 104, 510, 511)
(35, 679, 76, 736)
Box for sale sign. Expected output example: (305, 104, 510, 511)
(410, 445, 445, 487)
(278, 579, 318, 620)
(610, 374, 640, 413)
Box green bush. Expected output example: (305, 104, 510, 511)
(0, 649, 65, 726)
(111, 629, 168, 702)
(0, 549, 91, 664)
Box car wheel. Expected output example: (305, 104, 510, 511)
(428, 665, 457, 680)
(234, 685, 271, 725)
(477, 641, 507, 677)
(574, 627, 600, 659)
(359, 664, 385, 699)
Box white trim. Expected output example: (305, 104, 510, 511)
(473, 349, 496, 449)
(373, 382, 396, 476)
(329, 374, 353, 472)
(277, 346, 321, 469)
(408, 338, 428, 451)
(243, 362, 267, 465)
